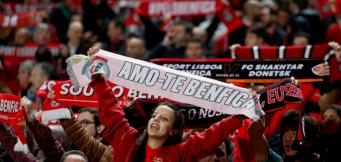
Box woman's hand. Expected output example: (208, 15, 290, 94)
(87, 46, 100, 56)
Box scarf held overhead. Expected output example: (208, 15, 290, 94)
(137, 0, 225, 17)
(0, 93, 28, 153)
(66, 50, 262, 120)
(48, 78, 302, 129)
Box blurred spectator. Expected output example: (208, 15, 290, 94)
(29, 62, 54, 92)
(106, 19, 125, 54)
(292, 31, 311, 45)
(288, 0, 324, 44)
(82, 0, 115, 41)
(245, 25, 268, 46)
(229, 0, 262, 45)
(321, 104, 341, 162)
(125, 36, 146, 60)
(324, 16, 341, 44)
(192, 27, 208, 46)
(49, 125, 71, 151)
(29, 62, 55, 107)
(17, 60, 36, 97)
(260, 5, 287, 45)
(60, 150, 88, 162)
(185, 38, 206, 59)
(147, 20, 193, 60)
(33, 23, 51, 46)
(35, 46, 52, 63)
(280, 110, 300, 159)
(276, 7, 291, 33)
(12, 28, 30, 46)
(66, 21, 85, 56)
(50, 0, 74, 44)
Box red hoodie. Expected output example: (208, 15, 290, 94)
(90, 75, 243, 162)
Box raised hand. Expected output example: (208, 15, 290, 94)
(329, 41, 341, 62)
(20, 96, 35, 122)
(87, 46, 100, 56)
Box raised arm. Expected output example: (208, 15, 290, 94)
(89, 73, 137, 142)
(62, 118, 112, 162)
(0, 123, 37, 162)
(22, 97, 64, 162)
(184, 115, 243, 158)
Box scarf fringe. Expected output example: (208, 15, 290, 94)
(66, 55, 89, 88)
(14, 138, 29, 154)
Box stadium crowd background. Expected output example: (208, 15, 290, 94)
(0, 0, 340, 162)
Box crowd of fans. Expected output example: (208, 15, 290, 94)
(0, 0, 341, 162)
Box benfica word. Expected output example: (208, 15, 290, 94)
(67, 50, 260, 120)
(137, 0, 224, 16)
(0, 99, 20, 113)
(152, 58, 324, 83)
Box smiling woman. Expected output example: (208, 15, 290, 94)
(87, 44, 253, 162)
(90, 71, 248, 162)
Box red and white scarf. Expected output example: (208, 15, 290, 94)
(0, 93, 28, 153)
(66, 50, 262, 120)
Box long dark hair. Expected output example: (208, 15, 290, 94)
(131, 102, 185, 162)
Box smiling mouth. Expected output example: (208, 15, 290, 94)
(151, 123, 159, 130)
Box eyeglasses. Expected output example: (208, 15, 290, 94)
(79, 120, 96, 127)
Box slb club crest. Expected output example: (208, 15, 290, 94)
(81, 56, 111, 79)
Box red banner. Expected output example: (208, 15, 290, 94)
(137, 0, 224, 16)
(51, 80, 163, 108)
(0, 12, 44, 28)
(0, 44, 60, 69)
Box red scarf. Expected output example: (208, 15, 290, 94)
(0, 93, 28, 153)
(137, 0, 225, 17)
(0, 11, 42, 28)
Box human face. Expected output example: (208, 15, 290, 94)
(126, 38, 146, 59)
(107, 21, 122, 42)
(68, 24, 83, 44)
(185, 42, 204, 59)
(29, 66, 44, 91)
(323, 108, 341, 135)
(293, 36, 309, 46)
(170, 25, 187, 45)
(34, 28, 50, 46)
(77, 111, 96, 137)
(245, 32, 262, 46)
(14, 28, 29, 46)
(261, 7, 272, 26)
(17, 69, 30, 89)
(147, 106, 175, 139)
(63, 155, 86, 162)
(282, 129, 297, 157)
